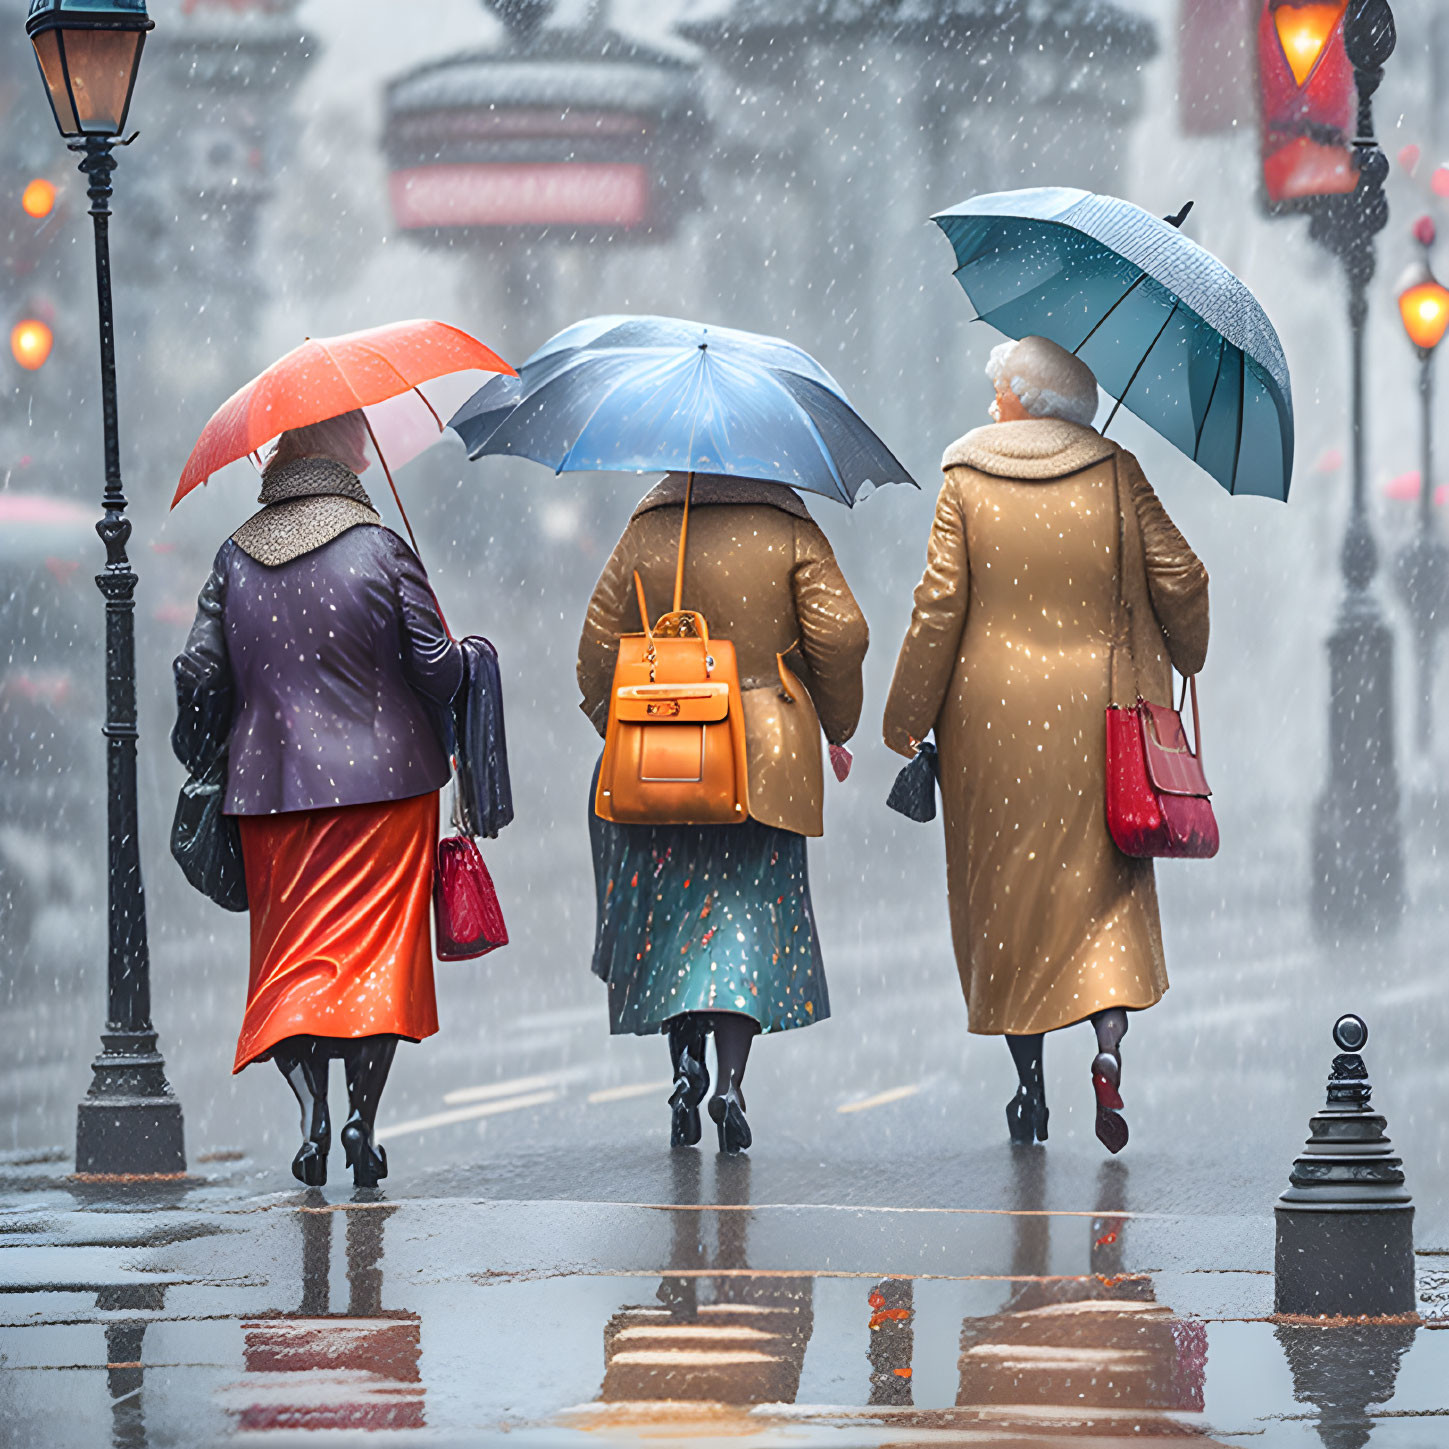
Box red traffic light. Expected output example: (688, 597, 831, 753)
(1258, 0, 1356, 204)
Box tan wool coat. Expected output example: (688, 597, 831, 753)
(579, 474, 869, 837)
(883, 419, 1210, 1035)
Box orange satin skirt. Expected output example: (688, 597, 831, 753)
(233, 793, 439, 1073)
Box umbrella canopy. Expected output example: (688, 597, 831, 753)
(932, 187, 1294, 501)
(449, 314, 915, 506)
(174, 320, 514, 506)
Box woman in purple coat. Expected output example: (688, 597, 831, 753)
(175, 411, 460, 1187)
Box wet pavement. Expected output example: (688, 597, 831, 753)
(1, 1142, 1447, 1448)
(7, 835, 1449, 1444)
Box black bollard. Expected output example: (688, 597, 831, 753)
(1275, 1015, 1416, 1317)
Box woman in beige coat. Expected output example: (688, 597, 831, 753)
(883, 337, 1209, 1153)
(580, 474, 868, 1153)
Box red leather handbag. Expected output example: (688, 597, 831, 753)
(1105, 676, 1218, 859)
(433, 832, 508, 960)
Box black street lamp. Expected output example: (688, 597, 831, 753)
(25, 0, 185, 1177)
(1302, 0, 1406, 936)
(1392, 226, 1449, 759)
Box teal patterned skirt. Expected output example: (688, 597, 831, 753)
(589, 766, 830, 1037)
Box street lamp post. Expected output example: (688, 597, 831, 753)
(1303, 0, 1406, 935)
(1392, 226, 1449, 759)
(25, 0, 185, 1177)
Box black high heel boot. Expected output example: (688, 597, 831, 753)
(708, 1084, 752, 1155)
(1005, 1085, 1049, 1146)
(667, 1015, 710, 1148)
(705, 1013, 758, 1156)
(1005, 1033, 1048, 1146)
(274, 1037, 331, 1186)
(339, 1035, 397, 1188)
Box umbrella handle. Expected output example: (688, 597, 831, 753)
(360, 409, 453, 640)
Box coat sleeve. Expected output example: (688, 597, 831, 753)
(387, 532, 464, 705)
(577, 526, 637, 738)
(790, 518, 869, 745)
(1124, 453, 1210, 677)
(173, 544, 230, 694)
(171, 543, 234, 771)
(882, 474, 969, 757)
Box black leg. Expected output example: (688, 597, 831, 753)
(1090, 1009, 1129, 1154)
(338, 1035, 397, 1188)
(1004, 1033, 1048, 1146)
(273, 1035, 331, 1186)
(704, 1013, 758, 1155)
(666, 1014, 710, 1149)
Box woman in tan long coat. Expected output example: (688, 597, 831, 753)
(883, 336, 1209, 1153)
(580, 473, 868, 1153)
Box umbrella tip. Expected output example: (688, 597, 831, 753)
(1164, 200, 1194, 229)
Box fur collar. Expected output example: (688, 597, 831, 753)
(232, 495, 381, 567)
(632, 472, 813, 522)
(258, 455, 373, 507)
(941, 419, 1115, 480)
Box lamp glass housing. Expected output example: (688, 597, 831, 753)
(26, 1, 151, 139)
(1273, 1, 1346, 87)
(1400, 279, 1449, 353)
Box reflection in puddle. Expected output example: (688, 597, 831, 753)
(955, 1158, 1207, 1432)
(580, 1155, 1219, 1439)
(222, 1200, 425, 1433)
(600, 1156, 816, 1409)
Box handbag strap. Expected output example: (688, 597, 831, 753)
(673, 471, 694, 614)
(1112, 456, 1205, 760)
(1108, 451, 1132, 707)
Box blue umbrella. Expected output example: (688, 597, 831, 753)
(448, 314, 915, 506)
(933, 187, 1294, 501)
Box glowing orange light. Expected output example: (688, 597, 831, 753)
(1273, 2, 1345, 87)
(1400, 279, 1449, 352)
(10, 319, 53, 371)
(21, 178, 56, 219)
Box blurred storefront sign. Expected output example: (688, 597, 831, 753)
(384, 32, 705, 245)
(392, 160, 649, 231)
(1257, 0, 1356, 206)
(1178, 0, 1256, 135)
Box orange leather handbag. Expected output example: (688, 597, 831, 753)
(595, 475, 750, 826)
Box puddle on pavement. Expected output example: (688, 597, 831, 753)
(1, 1168, 1447, 1445)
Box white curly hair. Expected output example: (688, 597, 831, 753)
(986, 335, 1100, 428)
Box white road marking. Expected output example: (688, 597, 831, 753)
(443, 1073, 563, 1106)
(837, 1084, 920, 1114)
(377, 1089, 560, 1139)
(587, 1081, 670, 1105)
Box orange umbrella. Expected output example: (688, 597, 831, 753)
(173, 320, 514, 552)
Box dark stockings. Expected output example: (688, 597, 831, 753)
(1005, 1033, 1045, 1097)
(1004, 1033, 1048, 1145)
(664, 1012, 760, 1155)
(708, 1013, 759, 1109)
(273, 1037, 331, 1187)
(1089, 1008, 1129, 1155)
(1090, 1008, 1128, 1088)
(272, 1034, 398, 1188)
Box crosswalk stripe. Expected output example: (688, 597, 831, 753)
(587, 1081, 670, 1105)
(377, 1090, 560, 1139)
(443, 1073, 563, 1106)
(837, 1084, 920, 1114)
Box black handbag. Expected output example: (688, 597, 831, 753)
(886, 741, 939, 823)
(170, 669, 247, 912)
(171, 750, 248, 912)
